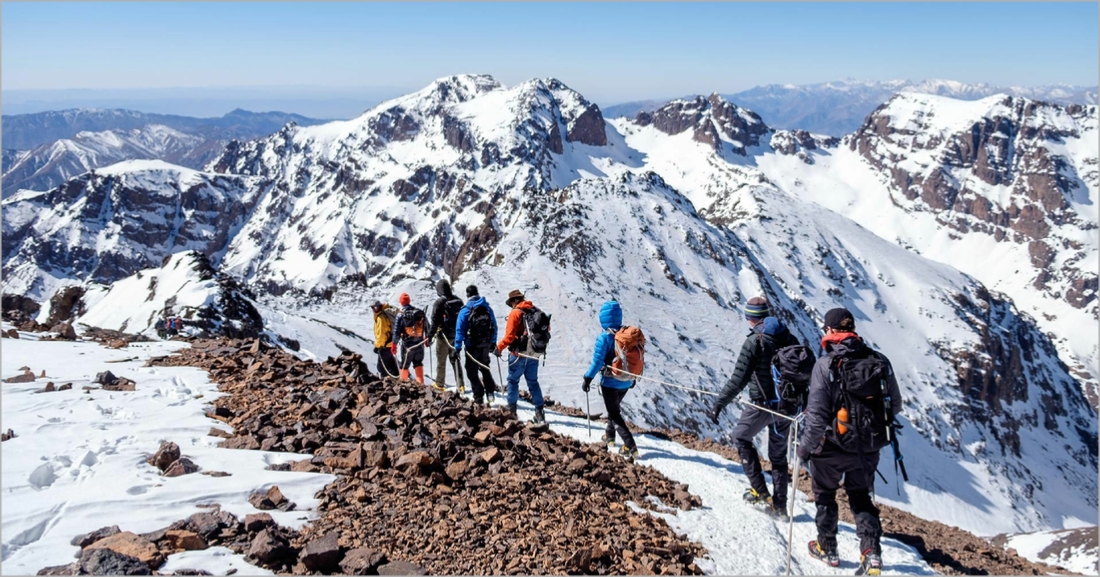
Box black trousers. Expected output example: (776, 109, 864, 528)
(601, 384, 636, 450)
(810, 447, 882, 554)
(464, 346, 497, 401)
(399, 342, 425, 369)
(732, 405, 792, 507)
(376, 347, 399, 377)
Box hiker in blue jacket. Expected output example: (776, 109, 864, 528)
(453, 285, 499, 406)
(582, 300, 638, 461)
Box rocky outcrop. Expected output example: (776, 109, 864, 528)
(637, 94, 769, 154)
(1, 162, 261, 296)
(849, 94, 1098, 310)
(147, 338, 706, 575)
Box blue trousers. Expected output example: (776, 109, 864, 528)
(506, 354, 543, 408)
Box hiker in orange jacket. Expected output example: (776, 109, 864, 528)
(496, 289, 547, 424)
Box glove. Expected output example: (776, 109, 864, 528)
(390, 342, 397, 355)
(451, 347, 462, 363)
(427, 337, 434, 347)
(373, 346, 381, 354)
(493, 348, 502, 358)
(796, 444, 812, 463)
(582, 376, 593, 393)
(708, 406, 721, 425)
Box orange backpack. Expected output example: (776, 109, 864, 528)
(606, 326, 645, 381)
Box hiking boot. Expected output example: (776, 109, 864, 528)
(505, 404, 518, 419)
(743, 488, 770, 505)
(458, 384, 466, 395)
(856, 551, 882, 576)
(431, 382, 446, 392)
(766, 502, 789, 521)
(532, 406, 546, 425)
(600, 433, 615, 448)
(474, 396, 484, 406)
(619, 445, 638, 463)
(808, 541, 840, 568)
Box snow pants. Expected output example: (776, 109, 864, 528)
(600, 384, 636, 450)
(732, 405, 792, 508)
(810, 448, 883, 555)
(463, 346, 497, 403)
(375, 346, 399, 378)
(434, 337, 465, 390)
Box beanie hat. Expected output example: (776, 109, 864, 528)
(466, 284, 479, 298)
(744, 296, 770, 321)
(370, 300, 383, 312)
(505, 289, 525, 307)
(399, 293, 411, 306)
(824, 308, 855, 331)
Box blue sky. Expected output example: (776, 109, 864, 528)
(3, 2, 1097, 106)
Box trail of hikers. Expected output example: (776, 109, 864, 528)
(362, 283, 906, 576)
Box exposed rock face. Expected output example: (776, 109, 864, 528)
(636, 94, 769, 154)
(770, 130, 840, 164)
(1, 161, 261, 297)
(849, 94, 1098, 311)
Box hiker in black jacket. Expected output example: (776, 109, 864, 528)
(798, 307, 902, 576)
(428, 279, 465, 394)
(707, 296, 799, 518)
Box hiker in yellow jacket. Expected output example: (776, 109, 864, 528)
(371, 300, 400, 377)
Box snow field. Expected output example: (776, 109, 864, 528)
(0, 331, 335, 575)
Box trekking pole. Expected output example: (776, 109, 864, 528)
(785, 418, 800, 576)
(586, 388, 592, 438)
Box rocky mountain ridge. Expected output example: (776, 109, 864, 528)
(2, 74, 1095, 538)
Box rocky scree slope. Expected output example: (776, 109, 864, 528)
(147, 338, 706, 575)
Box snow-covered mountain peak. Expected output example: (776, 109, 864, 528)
(633, 94, 768, 155)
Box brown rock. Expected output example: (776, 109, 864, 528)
(377, 560, 427, 575)
(1, 429, 15, 441)
(148, 442, 181, 472)
(163, 530, 207, 551)
(395, 450, 434, 468)
(479, 446, 501, 464)
(300, 532, 343, 572)
(71, 525, 121, 548)
(163, 457, 200, 477)
(243, 513, 274, 533)
(85, 532, 163, 569)
(4, 370, 36, 383)
(246, 528, 292, 565)
(58, 383, 72, 391)
(340, 548, 387, 575)
(445, 459, 467, 481)
(3, 329, 19, 339)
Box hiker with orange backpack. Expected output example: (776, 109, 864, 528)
(391, 293, 428, 384)
(582, 300, 645, 462)
(496, 289, 550, 424)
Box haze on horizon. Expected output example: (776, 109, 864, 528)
(3, 2, 1097, 117)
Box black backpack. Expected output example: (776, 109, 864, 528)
(827, 348, 894, 453)
(520, 306, 552, 357)
(466, 305, 494, 348)
(399, 307, 427, 340)
(770, 344, 816, 411)
(441, 296, 464, 333)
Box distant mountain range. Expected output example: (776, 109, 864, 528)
(1, 108, 328, 194)
(1, 107, 328, 150)
(602, 79, 1099, 135)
